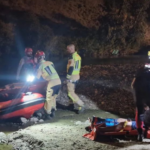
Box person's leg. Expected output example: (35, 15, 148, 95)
(105, 118, 118, 126)
(134, 89, 145, 141)
(143, 97, 150, 138)
(67, 82, 84, 113)
(143, 109, 150, 137)
(136, 105, 144, 141)
(44, 82, 54, 119)
(131, 121, 137, 130)
(50, 84, 61, 118)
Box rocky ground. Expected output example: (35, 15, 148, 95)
(0, 109, 150, 150)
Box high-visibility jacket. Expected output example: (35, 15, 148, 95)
(67, 52, 81, 80)
(37, 60, 60, 81)
(148, 51, 150, 56)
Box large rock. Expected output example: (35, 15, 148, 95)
(0, 132, 8, 143)
(56, 86, 98, 110)
(29, 117, 39, 123)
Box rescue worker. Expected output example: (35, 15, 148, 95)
(16, 48, 35, 80)
(65, 44, 84, 114)
(131, 51, 150, 141)
(35, 51, 61, 120)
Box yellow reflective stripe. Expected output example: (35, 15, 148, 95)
(75, 60, 79, 69)
(68, 92, 76, 102)
(79, 60, 81, 69)
(120, 121, 128, 132)
(43, 63, 59, 79)
(67, 52, 81, 76)
(72, 71, 80, 75)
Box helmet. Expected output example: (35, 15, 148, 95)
(25, 48, 33, 53)
(35, 51, 45, 59)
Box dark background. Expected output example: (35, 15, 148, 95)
(0, 0, 150, 85)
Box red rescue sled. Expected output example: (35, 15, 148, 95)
(83, 119, 150, 140)
(0, 81, 47, 120)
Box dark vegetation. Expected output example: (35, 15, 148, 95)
(0, 0, 149, 75)
(0, 0, 150, 58)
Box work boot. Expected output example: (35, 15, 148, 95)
(44, 114, 52, 120)
(137, 128, 144, 142)
(35, 112, 43, 119)
(50, 108, 55, 118)
(77, 106, 85, 114)
(137, 134, 143, 142)
(67, 104, 74, 111)
(42, 108, 52, 120)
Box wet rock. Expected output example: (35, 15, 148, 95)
(0, 132, 7, 143)
(75, 120, 90, 125)
(13, 139, 24, 148)
(30, 117, 39, 122)
(21, 146, 30, 150)
(15, 139, 23, 143)
(39, 119, 44, 123)
(20, 117, 28, 124)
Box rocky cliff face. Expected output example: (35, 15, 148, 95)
(0, 0, 150, 57)
(1, 0, 104, 28)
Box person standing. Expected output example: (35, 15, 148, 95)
(65, 44, 84, 114)
(16, 48, 35, 80)
(131, 51, 150, 141)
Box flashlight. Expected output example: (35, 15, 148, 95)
(26, 75, 35, 82)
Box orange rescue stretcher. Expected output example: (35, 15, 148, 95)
(83, 119, 150, 141)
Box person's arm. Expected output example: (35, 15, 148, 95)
(131, 77, 136, 89)
(36, 65, 42, 79)
(131, 67, 144, 89)
(16, 58, 24, 80)
(66, 56, 74, 79)
(131, 69, 140, 89)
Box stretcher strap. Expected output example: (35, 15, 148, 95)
(120, 121, 128, 132)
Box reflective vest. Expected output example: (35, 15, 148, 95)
(148, 51, 150, 57)
(67, 52, 81, 75)
(39, 60, 60, 80)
